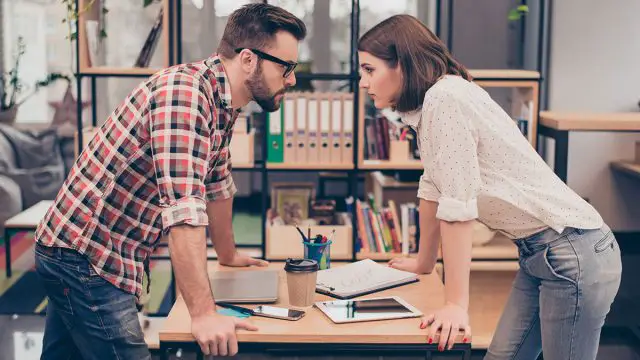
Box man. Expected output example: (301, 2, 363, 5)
(34, 3, 306, 358)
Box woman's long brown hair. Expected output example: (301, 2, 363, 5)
(358, 14, 471, 112)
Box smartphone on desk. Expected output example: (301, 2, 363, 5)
(253, 305, 305, 321)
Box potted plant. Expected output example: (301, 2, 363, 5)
(0, 36, 72, 125)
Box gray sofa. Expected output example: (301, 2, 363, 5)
(0, 124, 69, 234)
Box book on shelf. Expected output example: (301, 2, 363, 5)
(363, 110, 419, 161)
(351, 195, 419, 256)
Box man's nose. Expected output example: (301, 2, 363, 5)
(285, 71, 297, 87)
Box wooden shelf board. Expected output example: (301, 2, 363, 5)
(356, 252, 416, 261)
(266, 162, 354, 170)
(469, 69, 540, 80)
(360, 160, 422, 170)
(80, 66, 161, 76)
(540, 111, 640, 131)
(610, 161, 640, 181)
(371, 171, 418, 188)
(469, 235, 519, 260)
(233, 162, 256, 169)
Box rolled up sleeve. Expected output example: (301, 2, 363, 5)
(422, 90, 481, 222)
(149, 72, 211, 231)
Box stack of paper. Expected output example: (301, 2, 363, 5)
(315, 259, 419, 299)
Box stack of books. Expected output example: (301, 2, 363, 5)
(350, 195, 419, 255)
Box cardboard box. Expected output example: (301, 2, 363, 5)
(265, 210, 353, 260)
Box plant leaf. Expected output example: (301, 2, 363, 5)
(143, 0, 154, 7)
(508, 9, 520, 21)
(100, 29, 107, 38)
(517, 5, 529, 12)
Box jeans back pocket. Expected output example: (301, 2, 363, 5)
(594, 230, 615, 253)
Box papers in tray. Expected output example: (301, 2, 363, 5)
(315, 259, 419, 299)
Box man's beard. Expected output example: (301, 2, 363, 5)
(245, 63, 286, 112)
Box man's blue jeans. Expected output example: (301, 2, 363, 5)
(35, 243, 151, 359)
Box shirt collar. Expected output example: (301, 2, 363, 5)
(399, 108, 422, 128)
(205, 54, 240, 116)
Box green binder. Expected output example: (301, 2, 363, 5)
(267, 102, 284, 163)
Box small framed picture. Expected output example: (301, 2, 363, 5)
(271, 182, 315, 225)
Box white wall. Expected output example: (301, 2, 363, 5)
(549, 0, 640, 231)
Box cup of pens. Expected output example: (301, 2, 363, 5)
(296, 225, 334, 270)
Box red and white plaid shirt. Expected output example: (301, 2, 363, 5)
(36, 55, 239, 298)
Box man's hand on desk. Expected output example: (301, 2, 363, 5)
(388, 257, 431, 274)
(192, 312, 258, 356)
(219, 252, 269, 267)
(421, 302, 471, 352)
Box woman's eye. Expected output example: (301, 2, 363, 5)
(365, 67, 373, 74)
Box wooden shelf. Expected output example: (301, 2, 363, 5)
(233, 163, 256, 169)
(266, 162, 354, 170)
(79, 66, 161, 76)
(359, 160, 422, 170)
(610, 161, 640, 181)
(540, 111, 640, 131)
(469, 69, 540, 80)
(469, 235, 519, 260)
(356, 252, 416, 261)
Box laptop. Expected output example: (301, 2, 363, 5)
(210, 269, 279, 303)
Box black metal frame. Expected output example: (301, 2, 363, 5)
(538, 125, 640, 184)
(158, 341, 472, 360)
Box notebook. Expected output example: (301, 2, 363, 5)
(315, 259, 419, 299)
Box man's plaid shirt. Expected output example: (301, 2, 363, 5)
(35, 55, 239, 298)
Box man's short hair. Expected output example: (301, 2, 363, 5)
(218, 3, 307, 59)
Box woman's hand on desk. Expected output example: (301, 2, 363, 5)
(388, 257, 430, 274)
(219, 253, 269, 267)
(192, 312, 258, 356)
(421, 302, 471, 352)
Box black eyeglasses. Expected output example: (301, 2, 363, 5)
(235, 48, 297, 78)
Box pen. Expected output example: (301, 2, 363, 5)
(294, 223, 308, 242)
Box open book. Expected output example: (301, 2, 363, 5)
(315, 259, 419, 299)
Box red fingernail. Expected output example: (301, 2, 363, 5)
(438, 346, 443, 351)
(428, 338, 432, 344)
(463, 338, 467, 343)
(420, 323, 426, 329)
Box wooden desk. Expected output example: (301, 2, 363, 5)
(4, 200, 53, 277)
(538, 111, 640, 182)
(160, 262, 470, 359)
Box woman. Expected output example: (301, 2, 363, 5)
(358, 15, 621, 360)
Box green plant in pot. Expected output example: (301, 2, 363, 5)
(0, 36, 73, 125)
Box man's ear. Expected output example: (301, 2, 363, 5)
(239, 50, 257, 74)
